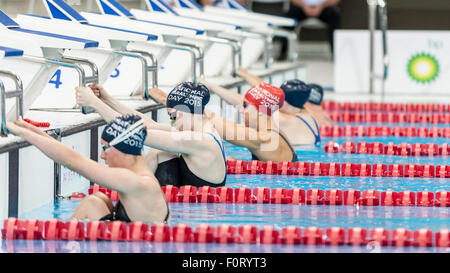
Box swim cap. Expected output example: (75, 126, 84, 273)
(307, 83, 324, 105)
(166, 82, 210, 115)
(244, 83, 285, 116)
(280, 79, 311, 108)
(101, 115, 147, 156)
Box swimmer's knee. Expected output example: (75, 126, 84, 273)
(83, 194, 108, 207)
(92, 191, 112, 204)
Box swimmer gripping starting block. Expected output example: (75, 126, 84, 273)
(0, 8, 105, 120)
(172, 0, 299, 64)
(0, 46, 24, 136)
(131, 0, 268, 76)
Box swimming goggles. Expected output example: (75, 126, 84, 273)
(169, 111, 178, 121)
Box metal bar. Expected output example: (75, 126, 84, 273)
(8, 149, 19, 218)
(175, 42, 204, 79)
(89, 127, 98, 186)
(1, 80, 7, 136)
(126, 50, 158, 89)
(0, 71, 24, 136)
(53, 129, 62, 200)
(0, 103, 165, 154)
(115, 51, 148, 99)
(240, 30, 276, 68)
(272, 29, 298, 62)
(60, 56, 99, 84)
(378, 0, 389, 100)
(367, 0, 377, 95)
(95, 48, 152, 99)
(151, 42, 199, 84)
(181, 35, 242, 77)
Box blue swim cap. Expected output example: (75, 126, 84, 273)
(101, 115, 147, 156)
(307, 83, 324, 105)
(166, 82, 210, 114)
(280, 80, 311, 108)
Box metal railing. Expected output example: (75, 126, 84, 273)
(0, 71, 23, 136)
(368, 0, 389, 96)
(149, 41, 203, 85)
(181, 34, 242, 77)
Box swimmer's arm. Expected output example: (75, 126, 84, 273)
(143, 129, 210, 154)
(236, 68, 265, 86)
(198, 78, 244, 107)
(91, 89, 173, 132)
(205, 110, 261, 150)
(147, 87, 168, 106)
(8, 122, 148, 193)
(90, 98, 122, 122)
(76, 86, 120, 122)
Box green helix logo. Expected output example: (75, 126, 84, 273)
(407, 53, 439, 84)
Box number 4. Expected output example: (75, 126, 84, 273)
(49, 69, 63, 89)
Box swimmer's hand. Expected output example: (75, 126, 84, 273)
(88, 84, 111, 101)
(13, 120, 49, 138)
(76, 86, 101, 107)
(5, 121, 24, 137)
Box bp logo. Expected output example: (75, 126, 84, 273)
(407, 53, 439, 84)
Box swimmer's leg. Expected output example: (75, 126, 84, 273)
(71, 194, 112, 221)
(92, 191, 114, 212)
(145, 148, 179, 173)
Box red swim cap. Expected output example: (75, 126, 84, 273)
(244, 83, 285, 116)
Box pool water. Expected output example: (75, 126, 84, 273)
(2, 137, 449, 253)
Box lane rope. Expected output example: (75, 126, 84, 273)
(326, 111, 450, 124)
(320, 125, 450, 138)
(325, 141, 449, 157)
(322, 101, 450, 113)
(2, 217, 448, 247)
(86, 184, 450, 207)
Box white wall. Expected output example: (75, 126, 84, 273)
(18, 146, 54, 215)
(60, 131, 91, 196)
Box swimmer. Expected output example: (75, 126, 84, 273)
(5, 115, 169, 223)
(201, 76, 320, 146)
(236, 68, 333, 129)
(149, 81, 297, 163)
(76, 83, 227, 188)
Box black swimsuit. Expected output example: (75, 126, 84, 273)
(251, 129, 298, 162)
(155, 133, 227, 188)
(100, 198, 170, 224)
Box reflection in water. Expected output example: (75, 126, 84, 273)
(1, 239, 447, 253)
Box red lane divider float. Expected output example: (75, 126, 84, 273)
(225, 160, 450, 178)
(320, 125, 450, 138)
(2, 218, 449, 248)
(326, 111, 450, 124)
(87, 184, 450, 207)
(23, 118, 50, 128)
(325, 141, 449, 157)
(322, 101, 450, 113)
